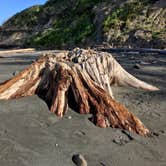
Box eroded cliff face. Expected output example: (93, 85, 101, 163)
(0, 5, 42, 48)
(0, 0, 165, 49)
(103, 0, 166, 48)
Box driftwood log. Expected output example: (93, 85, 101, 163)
(100, 48, 166, 55)
(0, 48, 159, 136)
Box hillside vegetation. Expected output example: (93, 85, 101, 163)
(0, 0, 165, 49)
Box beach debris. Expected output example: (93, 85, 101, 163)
(113, 130, 134, 145)
(72, 154, 88, 166)
(67, 116, 72, 119)
(129, 56, 135, 60)
(133, 64, 141, 69)
(55, 143, 59, 147)
(159, 130, 165, 134)
(152, 60, 158, 64)
(152, 132, 159, 137)
(12, 70, 20, 76)
(140, 61, 150, 65)
(149, 129, 165, 137)
(0, 48, 159, 136)
(74, 130, 86, 136)
(113, 136, 128, 145)
(121, 130, 134, 140)
(99, 161, 107, 166)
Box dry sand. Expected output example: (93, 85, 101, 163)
(0, 48, 35, 55)
(0, 50, 165, 166)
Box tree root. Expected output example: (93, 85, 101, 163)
(0, 48, 159, 136)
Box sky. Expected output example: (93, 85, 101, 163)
(0, 0, 47, 25)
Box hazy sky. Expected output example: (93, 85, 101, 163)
(0, 0, 47, 25)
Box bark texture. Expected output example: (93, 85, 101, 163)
(0, 48, 159, 136)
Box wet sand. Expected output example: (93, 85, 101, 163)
(0, 50, 166, 166)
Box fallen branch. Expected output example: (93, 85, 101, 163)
(100, 47, 166, 55)
(0, 48, 35, 55)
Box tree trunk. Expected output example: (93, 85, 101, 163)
(0, 48, 159, 136)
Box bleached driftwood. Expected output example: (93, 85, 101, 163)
(0, 48, 159, 136)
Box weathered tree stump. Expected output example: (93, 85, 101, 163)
(0, 48, 159, 136)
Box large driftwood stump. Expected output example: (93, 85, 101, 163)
(0, 48, 159, 136)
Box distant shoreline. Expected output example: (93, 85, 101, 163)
(0, 47, 166, 56)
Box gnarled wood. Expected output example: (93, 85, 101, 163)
(0, 48, 159, 136)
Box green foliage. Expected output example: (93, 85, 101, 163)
(31, 13, 94, 48)
(152, 30, 166, 39)
(103, 1, 146, 32)
(10, 5, 42, 27)
(30, 0, 104, 48)
(152, 32, 160, 39)
(75, 0, 103, 11)
(5, 0, 164, 48)
(102, 0, 162, 44)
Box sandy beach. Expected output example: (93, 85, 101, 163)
(0, 50, 165, 166)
